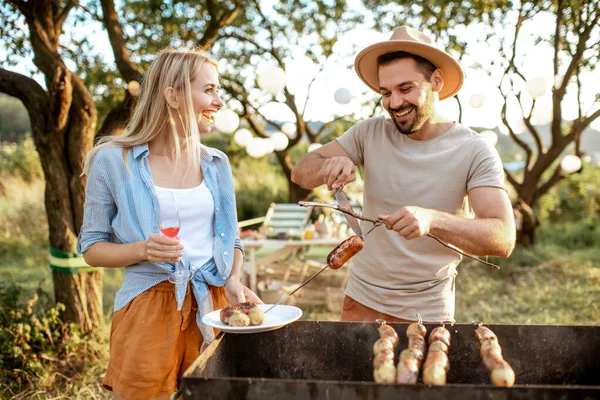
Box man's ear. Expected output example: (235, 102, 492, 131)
(163, 87, 179, 109)
(431, 69, 444, 93)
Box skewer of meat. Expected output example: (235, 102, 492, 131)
(475, 325, 515, 387)
(422, 324, 451, 385)
(373, 320, 398, 384)
(396, 315, 427, 384)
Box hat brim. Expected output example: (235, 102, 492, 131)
(354, 41, 464, 100)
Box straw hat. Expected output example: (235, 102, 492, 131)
(354, 26, 464, 100)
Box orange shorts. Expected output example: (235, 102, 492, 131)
(340, 295, 412, 323)
(103, 281, 228, 400)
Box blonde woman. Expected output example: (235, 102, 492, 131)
(78, 48, 262, 400)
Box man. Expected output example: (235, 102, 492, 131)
(291, 26, 515, 324)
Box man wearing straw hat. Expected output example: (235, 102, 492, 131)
(292, 26, 515, 323)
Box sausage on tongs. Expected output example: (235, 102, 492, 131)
(327, 235, 364, 269)
(422, 325, 451, 385)
(373, 320, 398, 383)
(475, 325, 515, 387)
(396, 316, 427, 384)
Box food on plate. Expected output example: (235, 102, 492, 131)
(228, 311, 250, 327)
(422, 326, 451, 385)
(219, 302, 264, 326)
(373, 322, 398, 384)
(248, 305, 265, 326)
(475, 325, 515, 387)
(396, 321, 427, 384)
(327, 235, 364, 269)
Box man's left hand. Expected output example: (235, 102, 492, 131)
(379, 206, 435, 240)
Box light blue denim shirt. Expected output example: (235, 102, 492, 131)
(77, 143, 243, 345)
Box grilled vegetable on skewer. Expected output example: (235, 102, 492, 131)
(475, 325, 515, 387)
(422, 325, 451, 385)
(396, 319, 428, 384)
(373, 321, 398, 384)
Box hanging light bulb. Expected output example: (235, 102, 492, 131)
(468, 93, 486, 109)
(233, 129, 253, 147)
(281, 122, 297, 139)
(213, 109, 240, 133)
(526, 77, 547, 100)
(334, 88, 352, 105)
(560, 155, 582, 174)
(257, 67, 287, 95)
(246, 138, 266, 158)
(531, 105, 553, 126)
(270, 132, 289, 151)
(260, 138, 275, 155)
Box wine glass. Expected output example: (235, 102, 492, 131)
(156, 191, 191, 284)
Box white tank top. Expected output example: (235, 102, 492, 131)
(154, 181, 215, 267)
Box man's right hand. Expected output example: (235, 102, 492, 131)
(320, 156, 356, 190)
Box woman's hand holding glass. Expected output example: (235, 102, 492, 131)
(144, 233, 183, 263)
(156, 191, 192, 284)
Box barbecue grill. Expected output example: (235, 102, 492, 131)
(182, 321, 600, 399)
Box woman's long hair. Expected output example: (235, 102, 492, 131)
(82, 47, 217, 176)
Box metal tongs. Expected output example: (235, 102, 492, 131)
(298, 196, 500, 270)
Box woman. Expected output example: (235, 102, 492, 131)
(78, 48, 262, 400)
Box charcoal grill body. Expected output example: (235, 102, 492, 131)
(182, 321, 600, 399)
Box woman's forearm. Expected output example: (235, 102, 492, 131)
(229, 247, 244, 281)
(83, 241, 147, 269)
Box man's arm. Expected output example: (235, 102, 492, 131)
(291, 141, 356, 190)
(380, 187, 515, 258)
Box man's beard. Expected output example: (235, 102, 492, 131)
(389, 89, 435, 135)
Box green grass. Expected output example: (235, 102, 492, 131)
(455, 245, 600, 325)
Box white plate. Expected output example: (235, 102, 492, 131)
(202, 304, 303, 334)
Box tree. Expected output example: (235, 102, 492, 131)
(363, 0, 600, 244)
(0, 0, 244, 331)
(212, 1, 364, 202)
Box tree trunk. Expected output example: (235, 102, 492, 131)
(8, 0, 105, 332)
(52, 270, 104, 332)
(289, 181, 312, 203)
(513, 198, 538, 245)
(96, 92, 134, 140)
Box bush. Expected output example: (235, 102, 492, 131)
(0, 284, 107, 396)
(0, 135, 43, 184)
(537, 166, 600, 223)
(0, 285, 78, 387)
(234, 156, 288, 222)
(537, 220, 600, 249)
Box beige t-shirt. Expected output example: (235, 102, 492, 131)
(336, 116, 506, 322)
